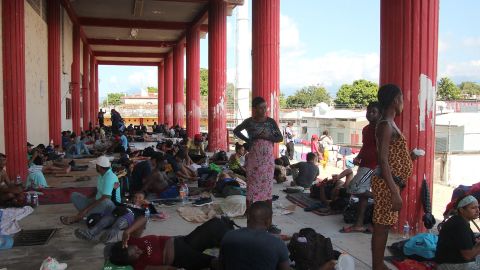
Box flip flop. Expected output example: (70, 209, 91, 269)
(60, 216, 76, 225)
(339, 226, 368, 233)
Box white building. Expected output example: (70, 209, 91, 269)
(121, 93, 158, 105)
(435, 113, 480, 152)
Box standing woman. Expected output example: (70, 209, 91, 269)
(371, 84, 421, 270)
(233, 97, 283, 208)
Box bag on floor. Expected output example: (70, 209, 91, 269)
(403, 233, 438, 260)
(159, 185, 179, 199)
(288, 228, 336, 270)
(343, 200, 374, 225)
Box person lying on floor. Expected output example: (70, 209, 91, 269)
(290, 152, 320, 188)
(60, 156, 119, 225)
(105, 216, 234, 270)
(29, 149, 71, 175)
(435, 195, 480, 269)
(75, 190, 157, 243)
(306, 169, 353, 211)
(174, 150, 199, 182)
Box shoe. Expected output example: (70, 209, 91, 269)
(268, 224, 281, 235)
(74, 228, 93, 241)
(304, 202, 326, 212)
(272, 195, 279, 201)
(193, 197, 213, 206)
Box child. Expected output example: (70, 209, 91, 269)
(74, 190, 157, 243)
(290, 152, 319, 188)
(274, 158, 287, 184)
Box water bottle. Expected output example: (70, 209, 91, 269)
(144, 206, 151, 219)
(402, 222, 410, 239)
(32, 194, 39, 208)
(180, 184, 189, 205)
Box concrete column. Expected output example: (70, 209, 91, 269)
(380, 0, 439, 233)
(2, 0, 28, 179)
(173, 44, 185, 127)
(89, 53, 96, 126)
(82, 45, 90, 130)
(235, 0, 251, 124)
(164, 53, 174, 126)
(208, 0, 227, 151)
(158, 62, 165, 124)
(186, 27, 201, 138)
(71, 25, 81, 134)
(47, 0, 62, 145)
(252, 0, 281, 157)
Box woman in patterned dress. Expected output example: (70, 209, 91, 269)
(233, 97, 283, 209)
(372, 84, 422, 270)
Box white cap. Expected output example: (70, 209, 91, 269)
(94, 156, 111, 168)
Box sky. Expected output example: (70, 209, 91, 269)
(98, 0, 480, 101)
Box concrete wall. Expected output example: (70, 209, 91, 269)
(124, 98, 158, 105)
(0, 1, 4, 153)
(61, 8, 73, 131)
(434, 152, 480, 186)
(25, 2, 49, 146)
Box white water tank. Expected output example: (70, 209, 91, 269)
(313, 102, 330, 116)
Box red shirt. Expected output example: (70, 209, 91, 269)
(129, 235, 172, 270)
(311, 140, 319, 154)
(357, 124, 377, 169)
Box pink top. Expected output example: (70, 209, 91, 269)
(311, 140, 319, 154)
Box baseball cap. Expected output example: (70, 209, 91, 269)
(94, 156, 111, 168)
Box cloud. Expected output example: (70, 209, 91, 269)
(279, 14, 379, 94)
(127, 69, 157, 89)
(438, 39, 449, 53)
(439, 59, 480, 81)
(463, 37, 480, 47)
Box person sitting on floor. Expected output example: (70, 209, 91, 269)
(219, 201, 290, 270)
(228, 143, 247, 177)
(273, 158, 287, 184)
(75, 190, 157, 243)
(290, 152, 320, 188)
(0, 153, 11, 187)
(341, 101, 380, 233)
(106, 216, 234, 270)
(60, 156, 119, 225)
(306, 169, 353, 212)
(174, 149, 199, 182)
(26, 156, 49, 189)
(0, 184, 26, 207)
(187, 134, 206, 164)
(435, 195, 480, 269)
(141, 153, 171, 195)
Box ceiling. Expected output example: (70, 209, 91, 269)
(66, 0, 240, 66)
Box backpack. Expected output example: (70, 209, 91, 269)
(288, 228, 335, 270)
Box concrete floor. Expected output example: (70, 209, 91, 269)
(0, 147, 454, 270)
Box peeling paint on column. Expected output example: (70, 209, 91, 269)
(193, 104, 201, 119)
(418, 74, 435, 131)
(213, 96, 225, 119)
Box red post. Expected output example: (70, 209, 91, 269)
(208, 0, 227, 151)
(252, 0, 281, 157)
(82, 44, 90, 130)
(2, 0, 28, 179)
(186, 27, 201, 138)
(90, 53, 96, 126)
(380, 0, 439, 233)
(95, 62, 99, 118)
(164, 53, 174, 126)
(71, 25, 81, 134)
(173, 44, 185, 127)
(158, 62, 165, 124)
(47, 0, 62, 145)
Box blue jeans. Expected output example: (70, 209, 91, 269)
(75, 141, 91, 155)
(70, 192, 115, 216)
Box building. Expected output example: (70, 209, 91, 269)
(435, 113, 480, 152)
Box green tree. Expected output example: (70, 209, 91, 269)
(285, 85, 330, 108)
(147, 86, 157, 93)
(459, 81, 480, 97)
(437, 77, 461, 100)
(334, 79, 378, 108)
(279, 92, 287, 109)
(200, 68, 208, 96)
(102, 93, 124, 106)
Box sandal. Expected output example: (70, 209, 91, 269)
(60, 216, 76, 225)
(339, 226, 368, 233)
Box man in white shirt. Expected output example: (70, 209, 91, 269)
(284, 122, 295, 160)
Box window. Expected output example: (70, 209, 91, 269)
(66, 98, 72, 119)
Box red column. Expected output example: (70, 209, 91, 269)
(164, 53, 174, 126)
(71, 25, 81, 134)
(89, 53, 96, 126)
(95, 62, 99, 118)
(186, 27, 201, 138)
(2, 0, 28, 179)
(173, 44, 185, 127)
(82, 45, 90, 130)
(252, 0, 280, 157)
(47, 0, 62, 145)
(208, 0, 227, 151)
(158, 63, 165, 124)
(380, 0, 439, 233)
